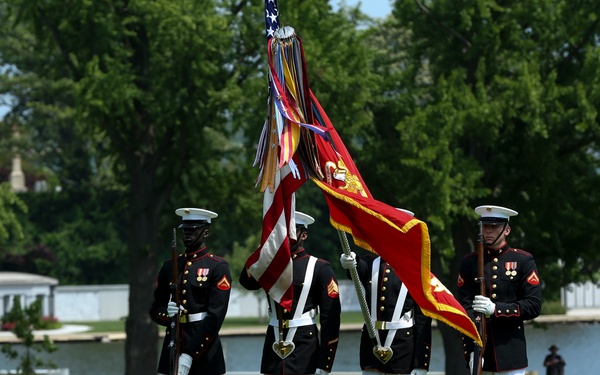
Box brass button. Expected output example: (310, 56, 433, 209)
(492, 275, 497, 279)
(380, 296, 385, 301)
(492, 294, 497, 298)
(187, 262, 192, 266)
(492, 284, 497, 288)
(182, 290, 186, 294)
(183, 280, 187, 284)
(493, 266, 498, 270)
(182, 300, 187, 304)
(383, 277, 388, 282)
(493, 258, 498, 262)
(381, 286, 386, 291)
(184, 270, 189, 275)
(380, 306, 385, 311)
(385, 269, 391, 274)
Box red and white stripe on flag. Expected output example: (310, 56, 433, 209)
(245, 164, 305, 310)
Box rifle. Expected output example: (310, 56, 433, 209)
(169, 228, 180, 375)
(472, 221, 487, 375)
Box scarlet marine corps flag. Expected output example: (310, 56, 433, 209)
(309, 95, 481, 345)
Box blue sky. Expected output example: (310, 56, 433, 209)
(339, 0, 392, 19)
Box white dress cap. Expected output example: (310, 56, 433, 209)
(175, 208, 218, 223)
(295, 211, 315, 228)
(474, 205, 518, 221)
(396, 208, 414, 217)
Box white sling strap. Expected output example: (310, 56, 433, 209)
(370, 257, 413, 347)
(270, 256, 318, 343)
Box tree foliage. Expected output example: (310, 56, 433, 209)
(0, 182, 27, 243)
(1, 297, 58, 375)
(357, 1, 600, 373)
(2, 0, 600, 374)
(0, 0, 378, 373)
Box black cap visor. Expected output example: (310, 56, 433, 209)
(480, 217, 509, 224)
(178, 220, 208, 229)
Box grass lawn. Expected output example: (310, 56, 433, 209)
(64, 311, 365, 333)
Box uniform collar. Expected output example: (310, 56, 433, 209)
(291, 247, 308, 260)
(486, 242, 510, 256)
(185, 245, 208, 258)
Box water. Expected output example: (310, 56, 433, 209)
(1, 323, 598, 374)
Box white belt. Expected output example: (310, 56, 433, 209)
(180, 311, 206, 323)
(375, 317, 414, 330)
(269, 309, 317, 328)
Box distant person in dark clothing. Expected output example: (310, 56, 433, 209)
(544, 344, 565, 375)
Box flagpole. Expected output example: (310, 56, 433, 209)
(337, 230, 393, 363)
(337, 230, 375, 335)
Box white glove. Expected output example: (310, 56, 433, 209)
(178, 353, 192, 375)
(473, 295, 495, 316)
(167, 301, 183, 318)
(410, 369, 427, 375)
(314, 369, 328, 375)
(469, 351, 484, 373)
(340, 252, 357, 269)
(469, 352, 474, 374)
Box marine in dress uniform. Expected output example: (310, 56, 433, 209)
(340, 209, 432, 375)
(150, 208, 232, 375)
(239, 211, 341, 375)
(457, 205, 542, 375)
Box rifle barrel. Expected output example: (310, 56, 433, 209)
(169, 228, 180, 375)
(473, 222, 487, 375)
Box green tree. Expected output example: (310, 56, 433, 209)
(0, 1, 240, 373)
(1, 297, 57, 375)
(0, 1, 379, 373)
(0, 182, 27, 243)
(359, 1, 600, 373)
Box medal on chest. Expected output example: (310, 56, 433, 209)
(504, 261, 517, 279)
(197, 268, 209, 282)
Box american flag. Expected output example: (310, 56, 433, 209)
(265, 0, 279, 40)
(244, 0, 305, 311)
